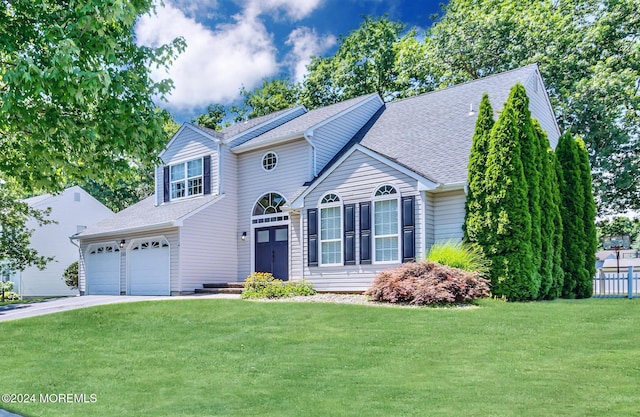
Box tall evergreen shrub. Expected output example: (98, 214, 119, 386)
(556, 133, 589, 298)
(483, 85, 537, 301)
(548, 151, 565, 299)
(511, 85, 542, 294)
(576, 137, 596, 298)
(464, 93, 494, 246)
(532, 120, 556, 299)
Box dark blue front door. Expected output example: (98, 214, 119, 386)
(255, 226, 288, 280)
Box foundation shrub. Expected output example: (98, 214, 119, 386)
(365, 261, 490, 305)
(242, 272, 316, 299)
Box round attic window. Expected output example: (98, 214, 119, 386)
(262, 152, 278, 171)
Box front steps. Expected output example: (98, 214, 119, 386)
(195, 282, 244, 295)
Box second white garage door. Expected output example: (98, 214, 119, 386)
(128, 237, 171, 296)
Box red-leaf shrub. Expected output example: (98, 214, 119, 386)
(365, 261, 490, 305)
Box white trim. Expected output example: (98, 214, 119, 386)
(231, 131, 305, 154)
(372, 185, 401, 264)
(223, 105, 307, 145)
(126, 235, 171, 296)
(251, 191, 288, 217)
(289, 145, 439, 209)
(318, 192, 343, 267)
(433, 182, 466, 192)
(159, 123, 220, 159)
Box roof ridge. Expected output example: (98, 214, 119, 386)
(387, 63, 538, 107)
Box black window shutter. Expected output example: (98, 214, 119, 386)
(307, 208, 318, 267)
(359, 202, 371, 264)
(344, 204, 356, 265)
(402, 196, 416, 262)
(163, 166, 170, 203)
(203, 155, 211, 195)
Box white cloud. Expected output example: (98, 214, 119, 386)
(246, 0, 324, 20)
(136, 1, 278, 112)
(285, 27, 336, 82)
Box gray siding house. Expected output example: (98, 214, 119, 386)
(75, 64, 560, 295)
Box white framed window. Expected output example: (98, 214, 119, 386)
(373, 185, 400, 263)
(319, 193, 342, 266)
(262, 151, 278, 171)
(170, 158, 203, 200)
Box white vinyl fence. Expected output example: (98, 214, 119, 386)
(593, 266, 640, 298)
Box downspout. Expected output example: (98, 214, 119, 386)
(304, 130, 317, 176)
(69, 234, 82, 296)
(217, 142, 223, 194)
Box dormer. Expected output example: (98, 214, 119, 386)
(154, 106, 308, 206)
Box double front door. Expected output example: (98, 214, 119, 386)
(255, 225, 288, 280)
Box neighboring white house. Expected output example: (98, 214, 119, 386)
(11, 186, 114, 297)
(75, 64, 561, 295)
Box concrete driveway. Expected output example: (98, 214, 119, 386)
(0, 294, 240, 323)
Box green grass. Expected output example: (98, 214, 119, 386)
(1, 298, 639, 417)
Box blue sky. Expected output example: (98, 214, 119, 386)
(135, 0, 444, 122)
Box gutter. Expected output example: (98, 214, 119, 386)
(230, 131, 304, 154)
(70, 222, 177, 241)
(433, 182, 467, 192)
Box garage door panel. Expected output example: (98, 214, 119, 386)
(128, 238, 170, 296)
(86, 244, 120, 295)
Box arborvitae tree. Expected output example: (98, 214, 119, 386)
(576, 137, 596, 298)
(464, 94, 495, 246)
(511, 84, 542, 294)
(483, 86, 537, 301)
(556, 133, 589, 298)
(533, 120, 556, 299)
(548, 151, 565, 299)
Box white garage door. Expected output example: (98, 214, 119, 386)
(128, 238, 170, 296)
(86, 243, 120, 295)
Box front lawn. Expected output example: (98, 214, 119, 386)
(1, 298, 639, 416)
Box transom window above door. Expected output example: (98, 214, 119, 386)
(170, 158, 203, 199)
(253, 192, 287, 216)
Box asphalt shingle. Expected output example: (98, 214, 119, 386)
(76, 194, 223, 238)
(359, 65, 538, 185)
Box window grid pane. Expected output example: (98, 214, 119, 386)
(374, 199, 399, 262)
(321, 241, 341, 265)
(320, 205, 341, 265)
(375, 236, 398, 262)
(187, 159, 202, 177)
(170, 159, 203, 200)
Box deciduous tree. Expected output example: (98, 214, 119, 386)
(425, 0, 640, 212)
(0, 0, 185, 193)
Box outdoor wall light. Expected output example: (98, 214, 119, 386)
(241, 232, 247, 241)
(119, 239, 125, 249)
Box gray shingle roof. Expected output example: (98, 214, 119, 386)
(191, 107, 300, 141)
(359, 64, 538, 185)
(76, 193, 223, 238)
(232, 93, 378, 150)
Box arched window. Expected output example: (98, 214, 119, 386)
(253, 193, 286, 216)
(319, 193, 342, 265)
(373, 185, 399, 263)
